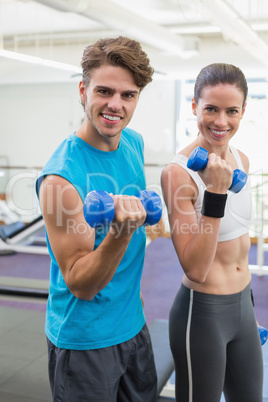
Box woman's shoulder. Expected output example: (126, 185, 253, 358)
(232, 147, 250, 173)
(161, 154, 195, 189)
(162, 142, 200, 180)
(238, 149, 249, 170)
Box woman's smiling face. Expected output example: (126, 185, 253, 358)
(192, 83, 246, 147)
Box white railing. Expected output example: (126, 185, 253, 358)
(249, 173, 268, 275)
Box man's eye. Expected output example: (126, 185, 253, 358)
(206, 107, 215, 112)
(123, 93, 134, 99)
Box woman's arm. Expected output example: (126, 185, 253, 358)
(161, 154, 232, 283)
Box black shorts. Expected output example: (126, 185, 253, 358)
(47, 324, 157, 402)
(169, 282, 263, 402)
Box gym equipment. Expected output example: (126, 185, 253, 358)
(83, 190, 162, 229)
(0, 285, 48, 298)
(258, 325, 268, 346)
(148, 319, 175, 397)
(0, 249, 49, 299)
(187, 146, 247, 193)
(0, 215, 48, 255)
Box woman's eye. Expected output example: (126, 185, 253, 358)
(228, 109, 238, 115)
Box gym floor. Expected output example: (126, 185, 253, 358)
(0, 237, 268, 401)
(0, 304, 50, 402)
(0, 303, 267, 401)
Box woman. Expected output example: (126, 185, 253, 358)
(161, 63, 263, 402)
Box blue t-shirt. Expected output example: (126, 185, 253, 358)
(36, 128, 147, 350)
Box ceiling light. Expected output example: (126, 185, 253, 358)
(194, 0, 268, 68)
(0, 48, 82, 74)
(170, 25, 221, 35)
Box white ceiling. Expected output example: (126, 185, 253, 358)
(2, 0, 268, 84)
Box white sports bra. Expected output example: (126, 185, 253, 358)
(170, 147, 252, 242)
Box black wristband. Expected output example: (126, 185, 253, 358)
(201, 190, 228, 218)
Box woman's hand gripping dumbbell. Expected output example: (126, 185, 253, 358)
(187, 147, 247, 193)
(83, 190, 162, 229)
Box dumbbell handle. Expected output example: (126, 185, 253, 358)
(258, 325, 268, 346)
(83, 190, 162, 229)
(187, 146, 247, 193)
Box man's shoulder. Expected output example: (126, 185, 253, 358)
(122, 127, 143, 148)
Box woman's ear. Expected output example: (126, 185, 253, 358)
(192, 97, 197, 116)
(241, 101, 247, 119)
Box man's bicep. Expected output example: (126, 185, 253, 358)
(39, 175, 95, 276)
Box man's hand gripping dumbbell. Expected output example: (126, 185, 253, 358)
(83, 190, 162, 236)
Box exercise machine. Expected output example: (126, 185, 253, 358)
(0, 215, 48, 255)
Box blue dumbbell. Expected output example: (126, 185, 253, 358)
(258, 325, 268, 346)
(187, 146, 247, 193)
(83, 190, 162, 229)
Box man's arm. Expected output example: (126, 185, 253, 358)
(39, 175, 146, 301)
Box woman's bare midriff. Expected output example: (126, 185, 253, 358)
(182, 233, 252, 294)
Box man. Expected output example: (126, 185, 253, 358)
(36, 36, 157, 401)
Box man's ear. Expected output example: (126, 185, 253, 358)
(79, 81, 86, 104)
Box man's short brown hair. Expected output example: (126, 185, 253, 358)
(81, 36, 154, 91)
